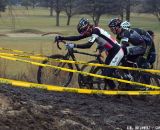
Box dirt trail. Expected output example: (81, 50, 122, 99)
(0, 85, 160, 130)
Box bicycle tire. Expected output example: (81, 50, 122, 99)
(37, 54, 73, 87)
(135, 72, 160, 103)
(78, 60, 99, 88)
(126, 71, 160, 104)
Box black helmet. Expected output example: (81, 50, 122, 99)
(77, 18, 90, 34)
(108, 18, 122, 28)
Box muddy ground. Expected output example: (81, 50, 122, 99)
(0, 85, 160, 130)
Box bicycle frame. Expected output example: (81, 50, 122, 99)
(61, 46, 103, 71)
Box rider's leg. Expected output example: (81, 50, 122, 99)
(102, 48, 124, 89)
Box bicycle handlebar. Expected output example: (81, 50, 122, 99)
(56, 40, 101, 57)
(56, 40, 66, 50)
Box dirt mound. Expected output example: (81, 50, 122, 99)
(13, 29, 44, 34)
(0, 85, 160, 130)
(0, 34, 8, 37)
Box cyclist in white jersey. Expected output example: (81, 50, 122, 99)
(55, 18, 124, 89)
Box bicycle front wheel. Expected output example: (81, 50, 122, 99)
(37, 54, 73, 87)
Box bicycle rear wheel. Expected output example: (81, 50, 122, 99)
(37, 54, 73, 87)
(88, 67, 121, 90)
(136, 72, 160, 103)
(128, 71, 160, 103)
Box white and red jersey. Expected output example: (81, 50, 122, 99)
(88, 27, 121, 51)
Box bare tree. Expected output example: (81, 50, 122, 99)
(144, 0, 160, 22)
(76, 0, 129, 25)
(48, 0, 63, 26)
(55, 0, 60, 26)
(0, 0, 6, 16)
(115, 0, 139, 21)
(8, 1, 16, 32)
(76, 0, 116, 26)
(126, 0, 131, 21)
(30, 0, 37, 8)
(49, 0, 54, 16)
(63, 0, 77, 26)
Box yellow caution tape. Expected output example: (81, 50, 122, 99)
(0, 52, 46, 61)
(0, 54, 159, 89)
(0, 47, 35, 55)
(0, 51, 160, 74)
(0, 77, 160, 95)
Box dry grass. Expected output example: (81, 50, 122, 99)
(0, 60, 8, 78)
(0, 7, 160, 86)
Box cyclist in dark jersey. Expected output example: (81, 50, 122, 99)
(55, 18, 124, 89)
(111, 20, 156, 85)
(120, 21, 156, 68)
(108, 18, 147, 65)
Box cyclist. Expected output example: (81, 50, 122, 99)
(120, 21, 156, 68)
(110, 19, 156, 86)
(55, 18, 124, 89)
(108, 18, 148, 67)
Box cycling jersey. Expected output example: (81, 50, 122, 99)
(60, 27, 121, 51)
(116, 28, 146, 56)
(132, 28, 156, 63)
(117, 28, 145, 46)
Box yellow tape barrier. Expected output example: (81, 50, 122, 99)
(0, 54, 160, 89)
(0, 51, 160, 74)
(0, 47, 36, 55)
(0, 78, 160, 95)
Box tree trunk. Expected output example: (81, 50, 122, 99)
(126, 0, 130, 21)
(156, 12, 160, 22)
(50, 0, 54, 16)
(32, 0, 35, 8)
(94, 15, 100, 26)
(50, 7, 53, 16)
(120, 8, 124, 21)
(56, 11, 60, 26)
(8, 5, 16, 32)
(67, 15, 71, 26)
(55, 0, 60, 26)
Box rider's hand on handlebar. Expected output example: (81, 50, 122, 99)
(66, 43, 76, 49)
(54, 35, 63, 42)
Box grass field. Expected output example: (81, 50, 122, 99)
(0, 7, 160, 82)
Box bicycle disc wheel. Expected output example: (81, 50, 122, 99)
(37, 54, 73, 87)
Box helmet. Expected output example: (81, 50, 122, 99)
(120, 21, 131, 29)
(108, 18, 122, 28)
(77, 18, 90, 34)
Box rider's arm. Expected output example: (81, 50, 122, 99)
(118, 31, 130, 48)
(59, 35, 88, 41)
(75, 33, 98, 49)
(75, 42, 94, 49)
(119, 38, 130, 55)
(120, 37, 130, 48)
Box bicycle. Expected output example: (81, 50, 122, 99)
(79, 54, 160, 102)
(37, 40, 105, 87)
(37, 40, 160, 102)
